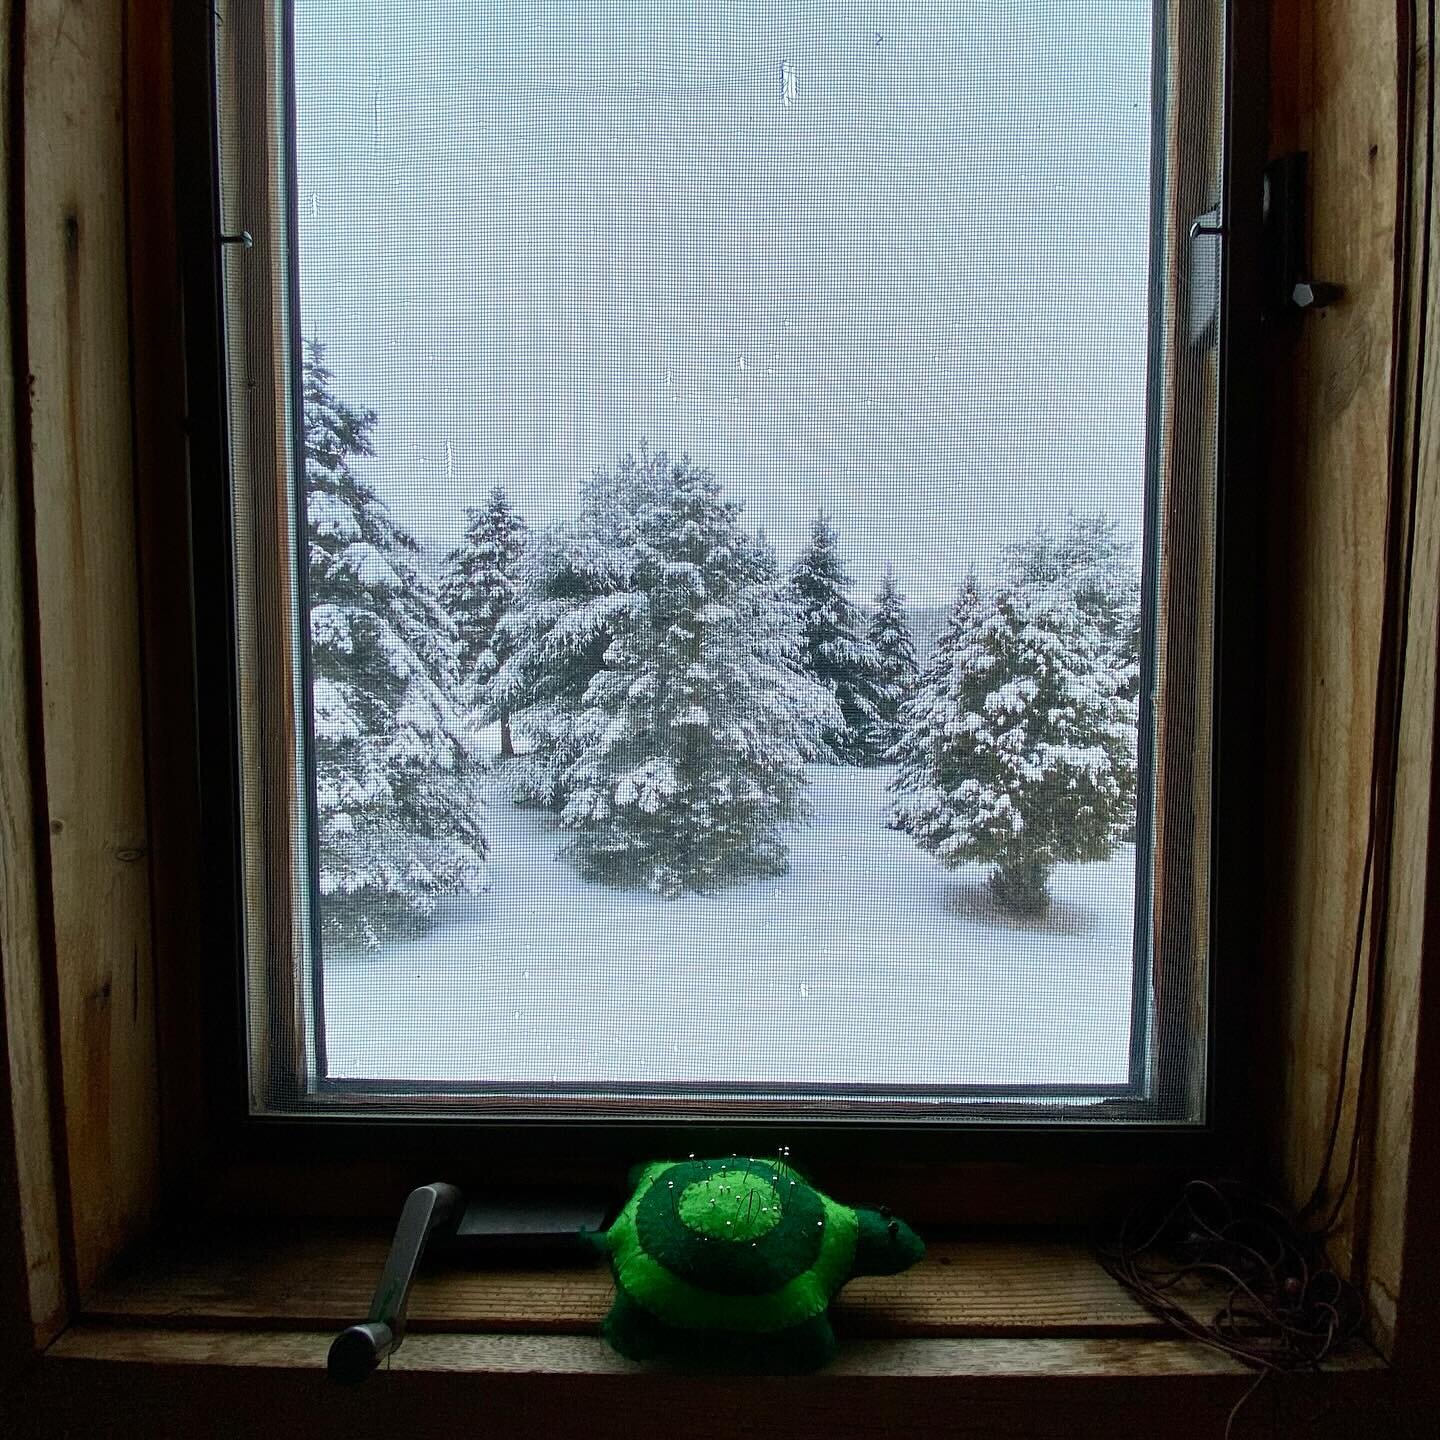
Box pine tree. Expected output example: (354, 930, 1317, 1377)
(1113, 594, 1143, 704)
(555, 452, 839, 895)
(888, 574, 1135, 917)
(438, 485, 526, 757)
(488, 451, 657, 810)
(888, 570, 983, 808)
(788, 510, 888, 764)
(303, 341, 488, 949)
(864, 566, 920, 758)
(1004, 511, 1141, 687)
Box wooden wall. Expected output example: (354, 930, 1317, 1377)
(1262, 0, 1394, 1245)
(1359, 1, 1440, 1365)
(1263, 0, 1440, 1363)
(1, 0, 68, 1354)
(3, 0, 159, 1312)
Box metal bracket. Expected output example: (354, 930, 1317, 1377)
(1188, 203, 1225, 349)
(1263, 153, 1343, 316)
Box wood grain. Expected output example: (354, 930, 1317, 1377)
(1361, 0, 1440, 1363)
(1264, 3, 1440, 1384)
(0, 0, 68, 1356)
(46, 1326, 1269, 1376)
(1149, 0, 1224, 1123)
(20, 0, 158, 1294)
(78, 1226, 1189, 1339)
(1262, 0, 1400, 1272)
(7, 1327, 1390, 1440)
(216, 0, 312, 1100)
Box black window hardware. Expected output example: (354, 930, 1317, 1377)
(1264, 152, 1344, 315)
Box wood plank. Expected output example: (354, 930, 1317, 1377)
(1262, 0, 1400, 1275)
(81, 1227, 1177, 1338)
(1263, 1, 1440, 1381)
(20, 0, 158, 1294)
(0, 0, 68, 1355)
(1362, 1, 1440, 1367)
(8, 1327, 1390, 1440)
(1149, 0, 1225, 1124)
(45, 1326, 1269, 1376)
(215, 0, 312, 1100)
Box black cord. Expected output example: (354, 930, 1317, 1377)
(1096, 1178, 1365, 1374)
(1224, 1372, 1269, 1440)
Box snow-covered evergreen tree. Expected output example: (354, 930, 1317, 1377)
(751, 525, 781, 583)
(303, 341, 488, 948)
(864, 566, 919, 757)
(488, 452, 657, 810)
(788, 510, 888, 764)
(438, 485, 526, 757)
(555, 452, 838, 895)
(1113, 593, 1144, 704)
(1005, 511, 1141, 687)
(888, 570, 983, 808)
(931, 568, 984, 673)
(888, 574, 1135, 917)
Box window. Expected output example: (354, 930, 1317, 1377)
(212, 1, 1229, 1122)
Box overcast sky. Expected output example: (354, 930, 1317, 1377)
(294, 1, 1153, 605)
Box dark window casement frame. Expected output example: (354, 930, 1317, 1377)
(170, 0, 1269, 1193)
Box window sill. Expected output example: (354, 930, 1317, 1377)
(9, 1225, 1391, 1439)
(46, 1325, 1383, 1380)
(80, 1225, 1185, 1338)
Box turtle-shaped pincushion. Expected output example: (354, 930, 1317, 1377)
(598, 1157, 924, 1371)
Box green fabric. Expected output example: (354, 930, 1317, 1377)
(634, 1157, 825, 1295)
(602, 1289, 839, 1373)
(852, 1206, 927, 1275)
(609, 1160, 858, 1333)
(599, 1157, 923, 1371)
(678, 1169, 783, 1240)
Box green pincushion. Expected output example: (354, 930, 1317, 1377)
(597, 1157, 924, 1371)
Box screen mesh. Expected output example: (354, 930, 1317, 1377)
(220, 1, 1225, 1119)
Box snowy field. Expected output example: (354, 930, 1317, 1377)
(323, 765, 1137, 1089)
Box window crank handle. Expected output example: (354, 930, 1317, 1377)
(327, 1182, 463, 1384)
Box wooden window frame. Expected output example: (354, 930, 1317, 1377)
(4, 0, 1440, 1430)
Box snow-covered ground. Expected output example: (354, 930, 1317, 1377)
(323, 765, 1137, 1088)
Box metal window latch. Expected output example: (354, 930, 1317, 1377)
(1263, 152, 1344, 316)
(1188, 204, 1225, 348)
(327, 1181, 610, 1384)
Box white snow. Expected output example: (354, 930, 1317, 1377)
(336, 541, 404, 592)
(323, 764, 1137, 1089)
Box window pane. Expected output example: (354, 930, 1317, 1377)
(220, 1, 1224, 1118)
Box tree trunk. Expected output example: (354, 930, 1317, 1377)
(988, 859, 1051, 917)
(499, 712, 514, 759)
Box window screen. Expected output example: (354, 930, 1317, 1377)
(217, 1, 1225, 1120)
